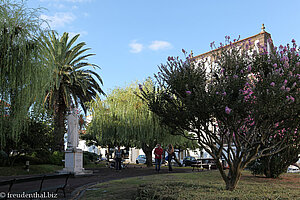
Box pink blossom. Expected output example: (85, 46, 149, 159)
(284, 61, 289, 68)
(222, 92, 227, 96)
(284, 80, 288, 85)
(225, 106, 232, 114)
(286, 87, 290, 92)
(247, 65, 252, 72)
(273, 63, 277, 68)
(290, 96, 295, 102)
(168, 56, 174, 61)
(280, 86, 285, 90)
(270, 82, 275, 86)
(186, 91, 192, 95)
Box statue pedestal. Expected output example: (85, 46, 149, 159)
(58, 148, 93, 176)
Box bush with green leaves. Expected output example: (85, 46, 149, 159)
(248, 142, 300, 178)
(140, 38, 299, 190)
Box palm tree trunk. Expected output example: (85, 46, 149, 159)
(53, 100, 66, 152)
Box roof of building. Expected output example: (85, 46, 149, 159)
(193, 24, 273, 61)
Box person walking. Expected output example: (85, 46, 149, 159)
(115, 146, 123, 170)
(167, 144, 174, 171)
(154, 144, 163, 172)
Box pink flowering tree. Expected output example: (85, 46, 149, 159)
(140, 40, 300, 190)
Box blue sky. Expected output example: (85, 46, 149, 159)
(28, 0, 300, 94)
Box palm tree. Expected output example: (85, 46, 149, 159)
(40, 31, 105, 151)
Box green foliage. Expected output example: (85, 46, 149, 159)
(40, 30, 105, 151)
(83, 151, 98, 165)
(87, 80, 194, 149)
(86, 80, 196, 166)
(49, 151, 64, 165)
(0, 0, 51, 148)
(0, 115, 55, 166)
(248, 144, 300, 178)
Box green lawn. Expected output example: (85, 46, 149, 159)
(0, 164, 63, 176)
(81, 170, 300, 200)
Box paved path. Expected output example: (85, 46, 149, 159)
(0, 165, 193, 200)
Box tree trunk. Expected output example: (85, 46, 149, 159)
(53, 98, 66, 152)
(141, 143, 154, 167)
(106, 146, 110, 161)
(264, 155, 273, 178)
(225, 169, 242, 191)
(216, 159, 242, 191)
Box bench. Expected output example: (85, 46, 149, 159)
(0, 173, 71, 199)
(191, 163, 204, 171)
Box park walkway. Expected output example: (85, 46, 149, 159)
(0, 165, 193, 200)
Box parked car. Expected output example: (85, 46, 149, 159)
(182, 156, 198, 167)
(136, 155, 146, 164)
(136, 155, 155, 164)
(287, 165, 300, 173)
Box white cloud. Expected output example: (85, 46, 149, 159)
(40, 12, 76, 28)
(149, 41, 172, 51)
(129, 41, 143, 53)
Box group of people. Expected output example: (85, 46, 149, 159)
(154, 143, 175, 172)
(113, 144, 176, 171)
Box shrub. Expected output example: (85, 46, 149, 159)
(83, 151, 98, 165)
(248, 145, 300, 178)
(49, 151, 64, 166)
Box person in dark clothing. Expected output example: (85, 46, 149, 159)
(115, 146, 123, 170)
(167, 144, 174, 171)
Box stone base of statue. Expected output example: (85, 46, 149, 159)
(58, 148, 93, 176)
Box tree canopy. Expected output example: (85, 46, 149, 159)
(0, 0, 51, 148)
(40, 31, 105, 151)
(140, 38, 300, 190)
(86, 80, 198, 166)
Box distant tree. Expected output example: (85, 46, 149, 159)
(140, 40, 299, 190)
(40, 31, 105, 151)
(86, 81, 197, 167)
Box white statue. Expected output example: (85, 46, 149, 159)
(67, 108, 79, 149)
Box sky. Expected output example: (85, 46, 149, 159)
(27, 0, 300, 95)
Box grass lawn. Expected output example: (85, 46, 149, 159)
(81, 170, 300, 200)
(0, 164, 63, 176)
